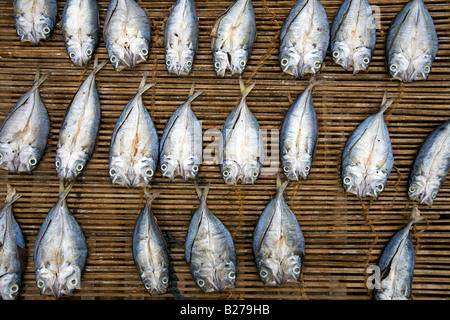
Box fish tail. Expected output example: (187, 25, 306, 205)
(410, 204, 425, 225)
(239, 76, 256, 100)
(58, 180, 76, 203)
(137, 73, 156, 96)
(379, 90, 397, 114)
(92, 56, 107, 75)
(307, 75, 325, 89)
(5, 184, 21, 204)
(33, 68, 51, 90)
(276, 174, 289, 193)
(186, 84, 204, 104)
(143, 187, 160, 205)
(194, 181, 210, 203)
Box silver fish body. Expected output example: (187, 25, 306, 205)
(185, 183, 237, 292)
(132, 190, 170, 295)
(13, 0, 58, 45)
(374, 206, 423, 300)
(279, 0, 329, 78)
(103, 0, 151, 71)
(164, 0, 198, 76)
(253, 176, 305, 285)
(33, 182, 87, 299)
(341, 92, 396, 199)
(55, 60, 106, 182)
(0, 69, 50, 173)
(159, 85, 203, 181)
(408, 120, 450, 207)
(61, 0, 100, 67)
(109, 75, 159, 187)
(220, 79, 264, 185)
(0, 185, 26, 300)
(386, 0, 438, 82)
(280, 79, 319, 181)
(330, 0, 376, 73)
(211, 0, 257, 77)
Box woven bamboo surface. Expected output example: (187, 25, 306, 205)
(0, 0, 449, 300)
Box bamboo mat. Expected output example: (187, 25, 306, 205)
(0, 0, 449, 300)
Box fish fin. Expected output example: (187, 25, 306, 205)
(379, 90, 397, 114)
(5, 184, 21, 204)
(103, 0, 119, 39)
(194, 181, 210, 202)
(186, 84, 204, 105)
(143, 187, 160, 205)
(276, 174, 289, 193)
(58, 180, 76, 205)
(239, 76, 256, 100)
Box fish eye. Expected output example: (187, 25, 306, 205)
(109, 167, 117, 176)
(314, 60, 322, 69)
(166, 59, 171, 66)
(343, 176, 352, 185)
(28, 157, 37, 166)
(293, 265, 301, 275)
(145, 168, 154, 177)
(86, 48, 93, 57)
(37, 279, 45, 288)
(280, 57, 289, 67)
(110, 55, 117, 63)
(191, 164, 199, 172)
(431, 191, 438, 199)
(196, 279, 206, 287)
(69, 51, 76, 59)
(76, 163, 84, 172)
(332, 50, 339, 58)
(408, 185, 417, 193)
(259, 269, 268, 278)
(161, 163, 168, 171)
(9, 284, 19, 294)
(423, 65, 431, 74)
(43, 26, 51, 35)
(144, 282, 152, 290)
(186, 60, 193, 68)
(228, 270, 236, 279)
(239, 59, 246, 68)
(17, 28, 22, 36)
(141, 47, 148, 57)
(283, 165, 290, 173)
(376, 183, 384, 192)
(222, 170, 230, 177)
(363, 57, 370, 65)
(0, 153, 3, 161)
(71, 278, 77, 286)
(251, 170, 259, 178)
(214, 61, 221, 69)
(161, 276, 169, 284)
(389, 63, 398, 72)
(304, 164, 310, 172)
(55, 160, 60, 168)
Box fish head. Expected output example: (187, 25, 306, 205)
(279, 48, 301, 78)
(256, 258, 279, 285)
(66, 41, 96, 67)
(15, 145, 40, 173)
(160, 158, 179, 181)
(331, 42, 352, 70)
(140, 267, 170, 295)
(408, 55, 434, 82)
(54, 264, 82, 298)
(107, 43, 128, 71)
(213, 50, 230, 77)
(129, 37, 150, 68)
(192, 264, 236, 293)
(55, 149, 88, 181)
(363, 167, 391, 199)
(303, 52, 324, 76)
(280, 255, 302, 284)
(282, 157, 312, 181)
(182, 159, 201, 181)
(242, 161, 261, 184)
(36, 268, 58, 298)
(352, 47, 372, 74)
(388, 53, 410, 82)
(230, 48, 250, 75)
(221, 161, 239, 185)
(341, 166, 366, 198)
(0, 273, 21, 300)
(15, 16, 54, 44)
(109, 156, 132, 187)
(408, 176, 441, 207)
(0, 145, 17, 173)
(132, 158, 156, 187)
(165, 50, 195, 76)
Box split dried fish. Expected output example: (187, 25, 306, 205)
(408, 119, 450, 207)
(253, 176, 305, 285)
(160, 84, 203, 181)
(13, 0, 58, 44)
(280, 78, 321, 181)
(279, 0, 329, 78)
(0, 68, 50, 173)
(103, 0, 151, 71)
(0, 185, 26, 300)
(220, 78, 264, 185)
(132, 189, 170, 295)
(34, 182, 87, 299)
(109, 74, 159, 187)
(55, 59, 106, 182)
(185, 183, 237, 292)
(211, 0, 256, 77)
(61, 0, 100, 67)
(341, 91, 396, 199)
(330, 0, 376, 73)
(386, 0, 438, 82)
(164, 0, 198, 76)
